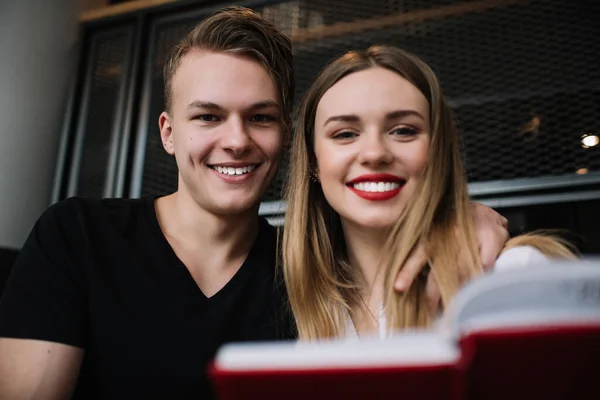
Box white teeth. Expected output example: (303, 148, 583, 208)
(213, 165, 256, 176)
(352, 181, 401, 192)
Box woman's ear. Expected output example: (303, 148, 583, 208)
(309, 155, 320, 183)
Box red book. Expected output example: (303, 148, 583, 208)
(210, 261, 600, 400)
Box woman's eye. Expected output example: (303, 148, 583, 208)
(196, 114, 220, 122)
(333, 131, 357, 140)
(391, 126, 419, 136)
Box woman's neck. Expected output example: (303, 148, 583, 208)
(342, 221, 388, 292)
(342, 220, 389, 336)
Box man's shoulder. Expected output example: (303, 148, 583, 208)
(47, 196, 148, 215)
(37, 197, 154, 240)
(44, 197, 149, 222)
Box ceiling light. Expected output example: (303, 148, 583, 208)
(581, 134, 599, 148)
(576, 167, 589, 175)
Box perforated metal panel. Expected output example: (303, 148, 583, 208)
(139, 19, 199, 198)
(72, 27, 133, 198)
(137, 0, 600, 200)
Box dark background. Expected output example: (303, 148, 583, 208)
(2, 0, 599, 297)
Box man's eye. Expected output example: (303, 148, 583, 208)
(250, 114, 276, 123)
(196, 114, 220, 122)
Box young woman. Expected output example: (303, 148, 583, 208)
(282, 45, 574, 340)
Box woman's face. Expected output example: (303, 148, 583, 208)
(313, 66, 431, 231)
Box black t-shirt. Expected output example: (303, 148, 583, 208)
(0, 197, 294, 399)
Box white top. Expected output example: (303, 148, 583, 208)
(345, 245, 549, 339)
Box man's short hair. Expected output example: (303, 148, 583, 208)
(164, 6, 295, 129)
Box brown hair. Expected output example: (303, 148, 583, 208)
(282, 45, 575, 340)
(163, 6, 295, 130)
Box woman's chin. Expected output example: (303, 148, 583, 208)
(344, 216, 399, 233)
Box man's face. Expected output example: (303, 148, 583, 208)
(159, 50, 284, 216)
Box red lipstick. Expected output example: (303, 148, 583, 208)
(346, 173, 405, 201)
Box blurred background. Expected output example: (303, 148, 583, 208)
(1, 0, 599, 293)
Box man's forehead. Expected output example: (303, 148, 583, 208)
(171, 50, 279, 110)
(174, 49, 271, 83)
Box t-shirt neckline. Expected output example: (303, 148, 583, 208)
(143, 196, 267, 303)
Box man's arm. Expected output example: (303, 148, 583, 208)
(0, 338, 83, 400)
(0, 200, 89, 399)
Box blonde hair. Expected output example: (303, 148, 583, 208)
(282, 45, 575, 340)
(163, 6, 294, 130)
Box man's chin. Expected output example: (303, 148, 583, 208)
(207, 196, 262, 217)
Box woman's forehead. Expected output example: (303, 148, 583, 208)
(315, 67, 430, 125)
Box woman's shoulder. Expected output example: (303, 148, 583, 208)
(493, 245, 550, 272)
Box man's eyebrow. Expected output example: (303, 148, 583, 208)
(186, 100, 225, 111)
(247, 100, 280, 111)
(186, 100, 279, 112)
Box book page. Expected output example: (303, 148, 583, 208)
(441, 259, 600, 338)
(215, 331, 459, 371)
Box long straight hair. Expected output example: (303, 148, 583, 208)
(282, 45, 574, 340)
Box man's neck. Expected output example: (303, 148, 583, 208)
(154, 190, 260, 296)
(157, 191, 259, 248)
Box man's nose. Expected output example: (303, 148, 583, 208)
(220, 117, 252, 155)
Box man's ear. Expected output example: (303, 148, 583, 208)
(159, 111, 175, 155)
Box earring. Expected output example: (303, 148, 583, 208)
(309, 168, 319, 183)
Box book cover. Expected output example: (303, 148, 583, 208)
(210, 260, 600, 400)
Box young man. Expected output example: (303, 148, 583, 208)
(0, 6, 508, 400)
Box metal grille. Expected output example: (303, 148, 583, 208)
(139, 19, 198, 198)
(139, 0, 600, 200)
(76, 29, 130, 198)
